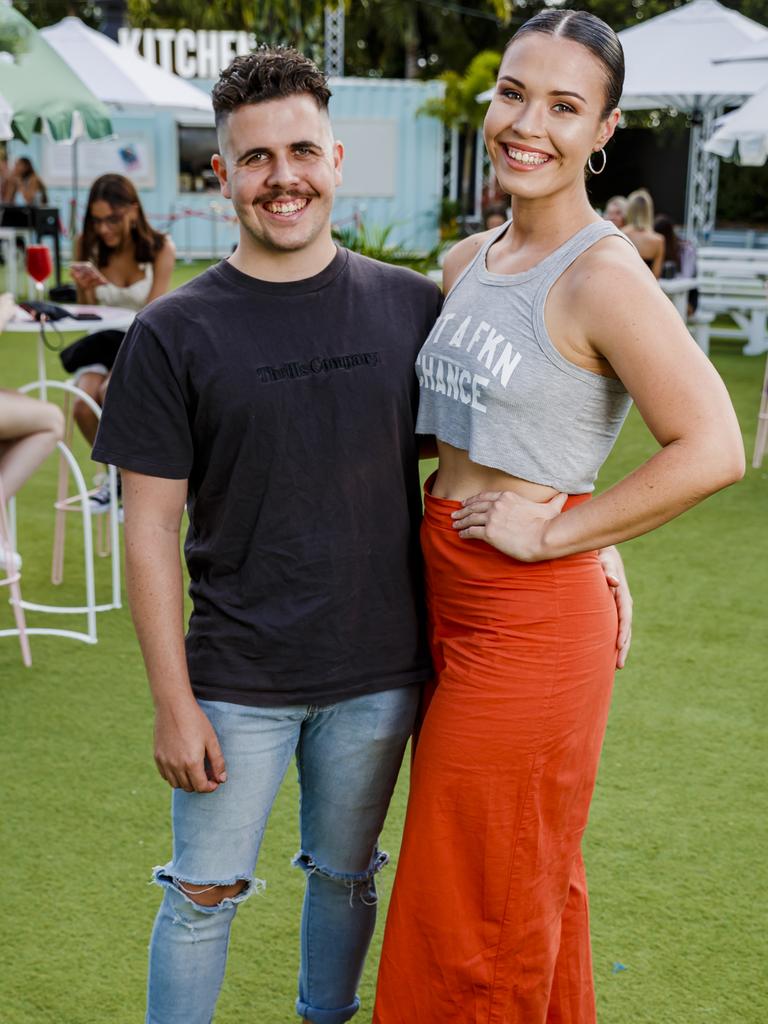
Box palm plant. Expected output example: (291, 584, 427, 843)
(419, 49, 501, 216)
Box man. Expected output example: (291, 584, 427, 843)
(94, 45, 631, 1024)
(93, 46, 441, 1024)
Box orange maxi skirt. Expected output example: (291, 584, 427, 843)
(373, 484, 619, 1024)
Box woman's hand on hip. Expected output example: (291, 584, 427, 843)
(451, 489, 568, 562)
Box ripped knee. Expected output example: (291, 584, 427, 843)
(177, 879, 248, 907)
(293, 849, 389, 907)
(152, 865, 263, 913)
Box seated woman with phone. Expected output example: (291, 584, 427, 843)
(63, 174, 175, 510)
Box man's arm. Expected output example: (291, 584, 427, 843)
(122, 469, 227, 794)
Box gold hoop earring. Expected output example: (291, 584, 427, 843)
(588, 149, 607, 175)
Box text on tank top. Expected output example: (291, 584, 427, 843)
(414, 220, 635, 494)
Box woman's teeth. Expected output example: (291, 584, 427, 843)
(506, 147, 549, 166)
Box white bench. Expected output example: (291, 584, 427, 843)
(696, 250, 768, 355)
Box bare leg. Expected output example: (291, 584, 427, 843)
(0, 390, 65, 498)
(72, 372, 106, 446)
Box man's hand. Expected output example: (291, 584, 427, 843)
(597, 545, 632, 669)
(154, 699, 228, 793)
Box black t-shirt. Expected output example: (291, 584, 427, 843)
(93, 248, 442, 707)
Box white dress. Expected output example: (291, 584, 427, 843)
(94, 263, 154, 312)
(75, 265, 154, 379)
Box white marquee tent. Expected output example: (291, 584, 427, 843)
(619, 0, 768, 111)
(41, 17, 212, 116)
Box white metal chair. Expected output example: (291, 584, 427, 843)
(51, 386, 116, 585)
(14, 380, 121, 646)
(0, 473, 31, 667)
(752, 353, 768, 469)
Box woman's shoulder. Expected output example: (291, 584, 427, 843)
(566, 232, 656, 301)
(442, 230, 494, 289)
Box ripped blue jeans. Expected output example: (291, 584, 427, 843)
(146, 686, 419, 1024)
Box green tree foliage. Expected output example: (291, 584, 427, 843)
(345, 0, 510, 79)
(125, 0, 327, 57)
(14, 1, 101, 29)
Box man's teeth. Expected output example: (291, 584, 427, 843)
(507, 148, 549, 165)
(265, 198, 308, 214)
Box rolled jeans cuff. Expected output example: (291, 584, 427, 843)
(295, 995, 360, 1024)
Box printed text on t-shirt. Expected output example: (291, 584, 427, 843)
(415, 313, 522, 412)
(255, 351, 380, 384)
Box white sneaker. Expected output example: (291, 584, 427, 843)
(88, 473, 122, 516)
(0, 547, 22, 572)
(88, 480, 112, 514)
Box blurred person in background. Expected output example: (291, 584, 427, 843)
(602, 193, 627, 228)
(623, 187, 664, 277)
(4, 156, 48, 206)
(655, 213, 698, 314)
(482, 203, 509, 230)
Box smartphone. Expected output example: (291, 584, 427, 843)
(70, 261, 97, 273)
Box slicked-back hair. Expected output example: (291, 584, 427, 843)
(212, 45, 331, 129)
(507, 10, 624, 118)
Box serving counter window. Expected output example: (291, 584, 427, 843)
(178, 125, 219, 193)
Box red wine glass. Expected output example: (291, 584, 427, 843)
(26, 244, 53, 301)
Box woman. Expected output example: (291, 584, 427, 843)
(63, 174, 175, 509)
(374, 11, 743, 1024)
(655, 212, 698, 313)
(623, 187, 665, 278)
(4, 156, 48, 206)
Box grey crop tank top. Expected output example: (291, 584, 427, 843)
(415, 219, 634, 494)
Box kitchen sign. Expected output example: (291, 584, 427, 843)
(118, 28, 257, 78)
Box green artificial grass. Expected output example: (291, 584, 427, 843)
(1, 271, 766, 1022)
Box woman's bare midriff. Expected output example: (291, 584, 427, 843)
(430, 440, 561, 503)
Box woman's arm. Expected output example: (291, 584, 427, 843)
(455, 246, 744, 560)
(651, 234, 665, 279)
(145, 237, 176, 305)
(70, 235, 98, 304)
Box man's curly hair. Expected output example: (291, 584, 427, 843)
(212, 45, 331, 128)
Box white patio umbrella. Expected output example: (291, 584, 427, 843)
(705, 87, 768, 165)
(712, 38, 768, 64)
(0, 89, 13, 140)
(706, 37, 768, 165)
